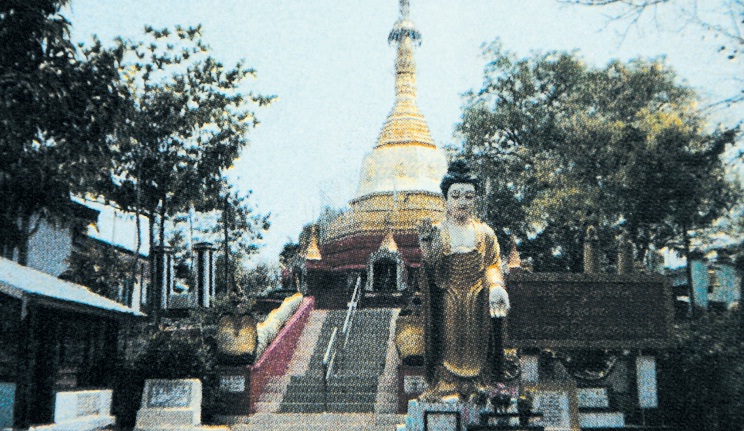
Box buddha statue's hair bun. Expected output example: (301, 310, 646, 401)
(440, 159, 479, 197)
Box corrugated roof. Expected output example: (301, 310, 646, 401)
(0, 257, 145, 317)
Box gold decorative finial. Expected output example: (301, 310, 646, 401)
(400, 0, 410, 19)
(305, 225, 322, 261)
(377, 0, 435, 149)
(380, 231, 399, 253)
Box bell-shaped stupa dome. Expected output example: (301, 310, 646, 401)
(320, 0, 447, 268)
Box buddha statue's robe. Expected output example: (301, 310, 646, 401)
(420, 219, 503, 399)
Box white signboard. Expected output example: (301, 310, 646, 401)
(425, 412, 460, 431)
(536, 390, 572, 430)
(219, 375, 246, 393)
(577, 388, 609, 408)
(636, 356, 658, 408)
(404, 375, 429, 394)
(147, 381, 192, 408)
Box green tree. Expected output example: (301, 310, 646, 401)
(559, 0, 744, 104)
(0, 0, 124, 263)
(659, 311, 744, 431)
(63, 240, 131, 301)
(457, 42, 739, 277)
(166, 180, 270, 296)
(98, 25, 274, 289)
(211, 183, 270, 294)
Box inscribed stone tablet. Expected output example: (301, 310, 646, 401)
(636, 356, 658, 409)
(577, 388, 608, 408)
(147, 381, 192, 408)
(219, 375, 245, 393)
(77, 393, 101, 417)
(579, 412, 625, 428)
(537, 390, 572, 430)
(404, 375, 428, 394)
(424, 411, 460, 431)
(520, 356, 539, 383)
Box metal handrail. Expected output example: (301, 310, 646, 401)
(342, 276, 362, 348)
(322, 326, 338, 378)
(320, 275, 361, 411)
(321, 326, 338, 411)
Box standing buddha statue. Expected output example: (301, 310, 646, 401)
(418, 160, 510, 403)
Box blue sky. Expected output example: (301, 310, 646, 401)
(66, 0, 742, 264)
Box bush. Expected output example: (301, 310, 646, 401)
(114, 324, 223, 428)
(660, 311, 744, 431)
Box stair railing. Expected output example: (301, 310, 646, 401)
(321, 326, 338, 411)
(320, 275, 361, 411)
(342, 276, 362, 348)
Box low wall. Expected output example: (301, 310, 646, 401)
(28, 389, 115, 431)
(248, 296, 314, 413)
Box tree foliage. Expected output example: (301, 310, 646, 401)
(0, 0, 124, 262)
(457, 42, 739, 272)
(98, 25, 274, 258)
(559, 0, 744, 104)
(660, 311, 744, 431)
(64, 239, 132, 301)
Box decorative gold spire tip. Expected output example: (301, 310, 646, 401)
(305, 225, 322, 261)
(380, 231, 399, 253)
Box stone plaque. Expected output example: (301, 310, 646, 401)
(520, 355, 539, 383)
(527, 382, 579, 431)
(219, 375, 245, 393)
(636, 356, 658, 409)
(424, 411, 460, 431)
(147, 381, 192, 408)
(404, 375, 429, 394)
(579, 412, 625, 428)
(538, 391, 571, 429)
(577, 388, 608, 408)
(76, 393, 100, 417)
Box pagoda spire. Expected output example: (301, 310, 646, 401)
(375, 0, 435, 149)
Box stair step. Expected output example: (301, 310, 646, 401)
(278, 309, 394, 414)
(282, 391, 377, 404)
(279, 402, 376, 413)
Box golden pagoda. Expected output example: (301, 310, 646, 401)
(307, 0, 447, 303)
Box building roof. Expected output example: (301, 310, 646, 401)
(0, 257, 145, 318)
(71, 196, 150, 257)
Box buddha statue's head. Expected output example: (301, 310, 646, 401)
(440, 160, 479, 223)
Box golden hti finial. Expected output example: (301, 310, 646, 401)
(304, 225, 322, 261)
(377, 0, 435, 149)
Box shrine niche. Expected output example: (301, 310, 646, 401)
(367, 247, 407, 293)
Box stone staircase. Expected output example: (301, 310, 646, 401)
(232, 412, 403, 431)
(253, 310, 329, 413)
(278, 309, 394, 413)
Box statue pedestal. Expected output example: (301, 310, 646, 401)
(397, 398, 489, 431)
